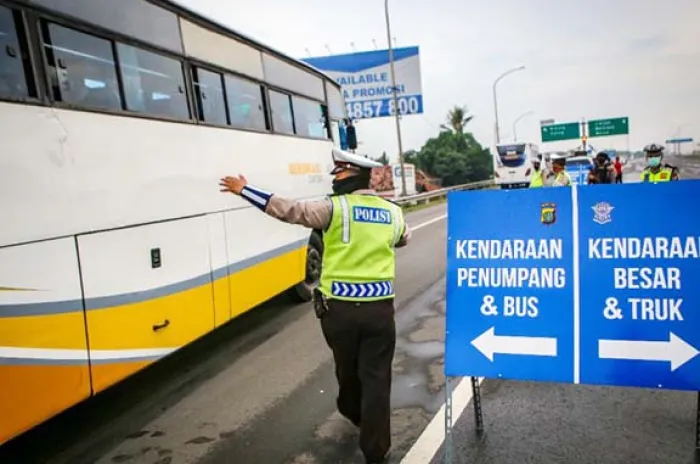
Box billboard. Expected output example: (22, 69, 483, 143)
(301, 46, 423, 120)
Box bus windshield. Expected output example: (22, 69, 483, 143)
(496, 144, 527, 168)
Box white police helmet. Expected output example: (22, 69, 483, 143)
(330, 148, 384, 174)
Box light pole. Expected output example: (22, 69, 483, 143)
(493, 65, 525, 145)
(512, 110, 534, 142)
(385, 0, 407, 197)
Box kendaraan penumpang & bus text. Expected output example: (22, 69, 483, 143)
(453, 236, 699, 321)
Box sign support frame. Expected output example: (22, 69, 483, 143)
(443, 376, 486, 464)
(696, 392, 700, 452)
(444, 376, 453, 464)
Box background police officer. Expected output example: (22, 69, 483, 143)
(546, 157, 572, 186)
(219, 148, 410, 464)
(641, 143, 680, 183)
(529, 155, 545, 188)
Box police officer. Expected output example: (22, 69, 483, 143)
(546, 156, 572, 186)
(219, 148, 409, 464)
(640, 143, 680, 183)
(587, 151, 616, 184)
(529, 155, 545, 188)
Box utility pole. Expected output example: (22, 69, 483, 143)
(492, 66, 525, 145)
(513, 110, 534, 142)
(385, 0, 407, 197)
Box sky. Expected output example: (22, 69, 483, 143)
(176, 0, 700, 162)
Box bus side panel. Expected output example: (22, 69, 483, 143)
(224, 209, 308, 318)
(77, 217, 215, 393)
(0, 238, 90, 445)
(206, 213, 232, 327)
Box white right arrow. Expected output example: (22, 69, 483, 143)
(598, 332, 699, 371)
(471, 326, 558, 362)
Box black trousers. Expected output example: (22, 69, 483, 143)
(320, 297, 396, 463)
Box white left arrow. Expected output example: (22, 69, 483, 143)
(598, 332, 699, 372)
(471, 326, 558, 362)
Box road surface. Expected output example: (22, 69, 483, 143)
(0, 204, 451, 464)
(428, 379, 698, 464)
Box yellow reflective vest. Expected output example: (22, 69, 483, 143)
(550, 170, 572, 187)
(640, 166, 676, 183)
(319, 194, 406, 302)
(530, 170, 544, 188)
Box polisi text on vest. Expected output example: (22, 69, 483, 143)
(353, 206, 392, 224)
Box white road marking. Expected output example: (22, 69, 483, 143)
(410, 213, 447, 231)
(400, 377, 484, 463)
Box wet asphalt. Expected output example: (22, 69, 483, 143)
(429, 380, 698, 464)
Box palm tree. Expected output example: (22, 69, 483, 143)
(441, 105, 474, 133)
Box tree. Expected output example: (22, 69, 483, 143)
(440, 105, 474, 134)
(408, 106, 493, 186)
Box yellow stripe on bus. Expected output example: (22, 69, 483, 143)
(0, 311, 88, 349)
(0, 243, 307, 445)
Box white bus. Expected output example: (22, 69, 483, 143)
(493, 142, 540, 189)
(0, 0, 349, 445)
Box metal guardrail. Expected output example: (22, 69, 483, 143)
(394, 179, 496, 206)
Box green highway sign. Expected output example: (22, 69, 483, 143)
(588, 117, 629, 137)
(540, 122, 581, 142)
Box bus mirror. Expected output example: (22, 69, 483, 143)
(346, 124, 358, 150)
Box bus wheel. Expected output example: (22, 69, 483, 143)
(288, 231, 323, 303)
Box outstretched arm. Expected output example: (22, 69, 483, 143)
(220, 175, 332, 230)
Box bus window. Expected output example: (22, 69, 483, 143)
(193, 67, 227, 126)
(224, 74, 267, 131)
(42, 22, 122, 111)
(0, 6, 34, 99)
(116, 43, 189, 120)
(269, 89, 294, 135)
(291, 95, 327, 139)
(496, 144, 527, 168)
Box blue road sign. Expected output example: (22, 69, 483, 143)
(565, 157, 593, 186)
(578, 181, 700, 390)
(445, 187, 576, 383)
(666, 138, 694, 144)
(301, 47, 424, 120)
(445, 180, 700, 391)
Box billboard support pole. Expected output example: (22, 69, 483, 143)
(384, 0, 407, 197)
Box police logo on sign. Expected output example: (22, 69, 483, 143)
(592, 202, 614, 225)
(353, 206, 392, 224)
(540, 203, 557, 225)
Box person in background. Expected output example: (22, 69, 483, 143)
(219, 148, 409, 464)
(529, 155, 545, 188)
(640, 143, 680, 183)
(614, 155, 625, 184)
(587, 152, 616, 184)
(546, 157, 571, 186)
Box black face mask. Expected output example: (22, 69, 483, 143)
(332, 172, 370, 195)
